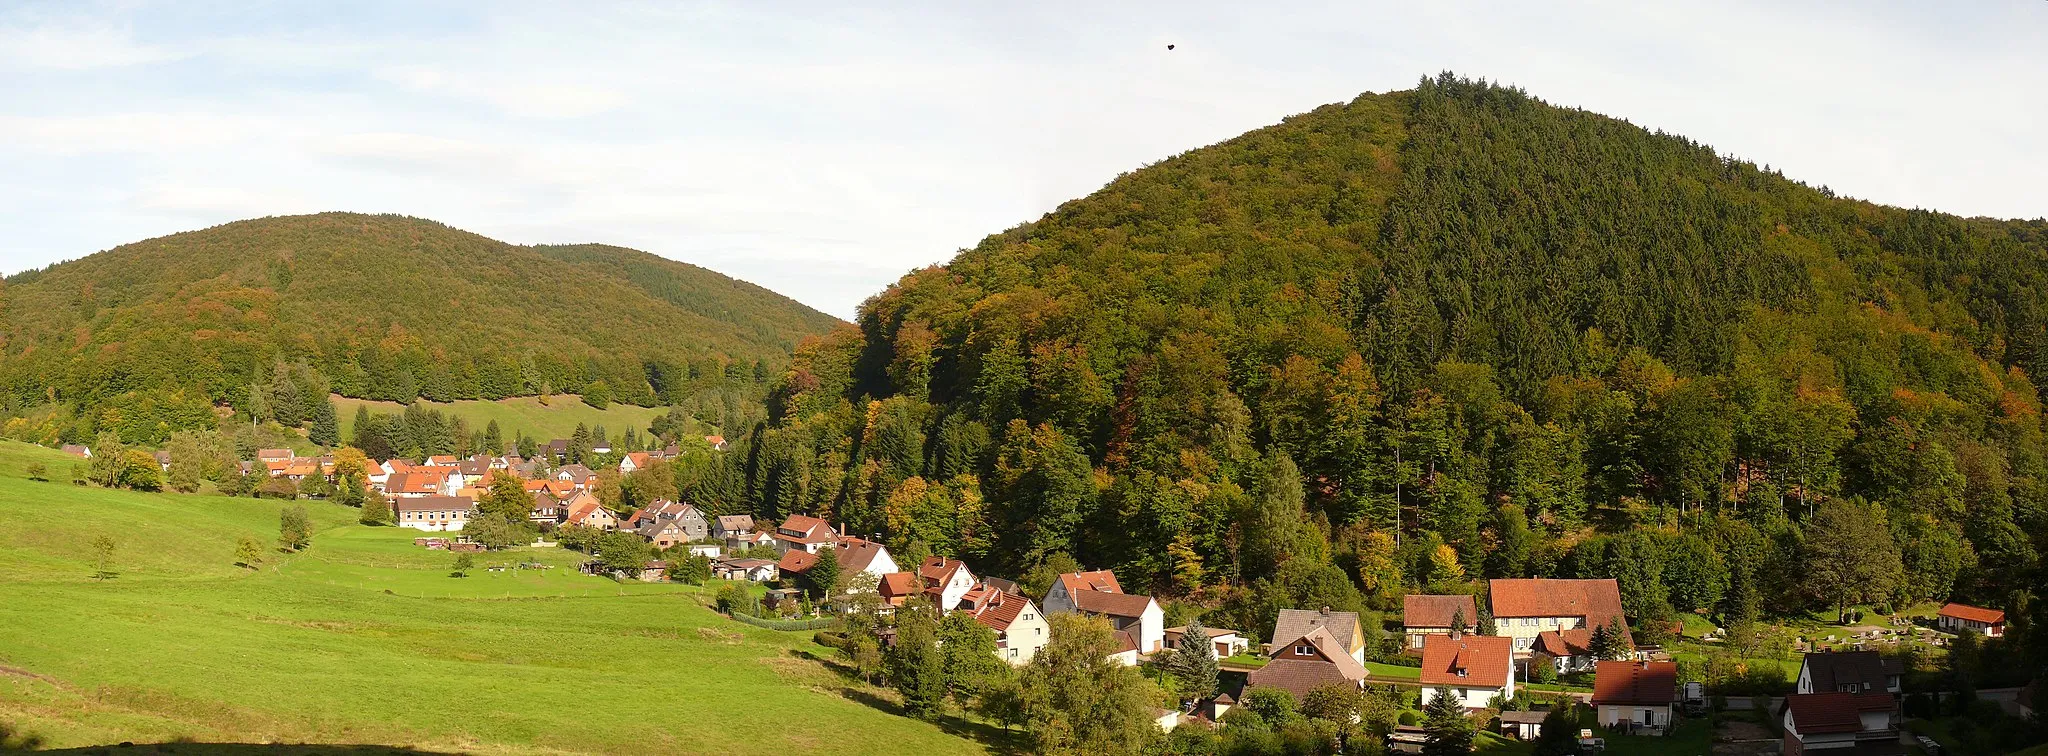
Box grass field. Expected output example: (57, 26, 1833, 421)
(0, 443, 993, 755)
(332, 394, 672, 445)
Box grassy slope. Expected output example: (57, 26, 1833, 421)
(0, 445, 989, 755)
(331, 394, 670, 445)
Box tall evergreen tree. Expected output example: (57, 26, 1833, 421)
(309, 399, 340, 447)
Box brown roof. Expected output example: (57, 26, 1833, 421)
(390, 495, 474, 514)
(715, 514, 755, 532)
(1533, 628, 1595, 658)
(775, 514, 835, 543)
(919, 556, 969, 585)
(1419, 634, 1512, 690)
(1271, 626, 1370, 680)
(384, 472, 446, 494)
(1272, 608, 1362, 653)
(256, 448, 292, 460)
(832, 537, 891, 573)
(961, 590, 1033, 632)
(564, 495, 610, 526)
(1403, 594, 1479, 629)
(1490, 578, 1630, 643)
(1071, 589, 1156, 619)
(1057, 570, 1122, 596)
(1938, 603, 2005, 624)
(1248, 658, 1362, 701)
(1783, 692, 1871, 735)
(777, 550, 819, 574)
(981, 576, 1021, 594)
(879, 572, 921, 604)
(1591, 660, 1677, 706)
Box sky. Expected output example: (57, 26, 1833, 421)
(3, 2, 2045, 319)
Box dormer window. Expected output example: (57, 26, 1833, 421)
(1295, 645, 1312, 656)
(1456, 668, 1469, 677)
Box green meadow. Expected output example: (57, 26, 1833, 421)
(330, 395, 671, 445)
(0, 442, 990, 755)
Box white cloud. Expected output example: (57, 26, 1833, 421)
(0, 20, 182, 70)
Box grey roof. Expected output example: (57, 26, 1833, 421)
(1803, 651, 1894, 693)
(1271, 608, 1361, 653)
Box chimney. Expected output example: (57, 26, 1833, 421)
(1320, 606, 1332, 616)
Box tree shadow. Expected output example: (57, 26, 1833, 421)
(5, 737, 452, 756)
(783, 649, 1029, 755)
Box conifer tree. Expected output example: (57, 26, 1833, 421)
(309, 400, 340, 447)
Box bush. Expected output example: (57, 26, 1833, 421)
(25, 462, 47, 481)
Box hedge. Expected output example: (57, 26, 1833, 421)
(726, 612, 839, 632)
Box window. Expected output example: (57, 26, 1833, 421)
(1295, 645, 1312, 656)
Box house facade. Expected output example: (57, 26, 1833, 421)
(918, 556, 977, 610)
(1042, 570, 1164, 658)
(1936, 603, 2006, 637)
(1591, 660, 1678, 734)
(772, 515, 838, 554)
(1270, 607, 1368, 665)
(1165, 626, 1252, 660)
(1249, 625, 1370, 702)
(1418, 633, 1516, 710)
(393, 496, 475, 532)
(1488, 578, 1630, 656)
(959, 587, 1051, 665)
(1796, 651, 1902, 696)
(1403, 594, 1480, 650)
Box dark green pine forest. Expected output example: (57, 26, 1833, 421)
(723, 75, 2048, 645)
(0, 212, 842, 444)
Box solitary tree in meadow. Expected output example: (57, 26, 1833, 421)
(235, 535, 263, 569)
(451, 551, 475, 577)
(90, 535, 118, 581)
(278, 505, 312, 552)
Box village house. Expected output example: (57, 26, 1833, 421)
(777, 536, 899, 591)
(1419, 632, 1516, 710)
(1269, 607, 1368, 665)
(878, 571, 922, 608)
(618, 451, 653, 474)
(958, 587, 1051, 665)
(1248, 625, 1370, 702)
(634, 517, 692, 549)
(425, 454, 457, 467)
(918, 556, 977, 609)
(1488, 578, 1630, 657)
(1781, 691, 1901, 755)
(1043, 570, 1165, 660)
(623, 500, 708, 541)
(455, 458, 491, 485)
(712, 557, 779, 582)
(1796, 651, 1903, 696)
(393, 495, 475, 532)
(60, 443, 91, 458)
(1590, 660, 1678, 734)
(1531, 627, 1601, 674)
(554, 464, 597, 489)
(1497, 709, 1549, 740)
(771, 514, 838, 554)
(383, 467, 462, 498)
(1936, 603, 2006, 637)
(544, 438, 570, 460)
(529, 491, 566, 525)
(704, 435, 727, 451)
(562, 493, 618, 531)
(256, 448, 293, 463)
(712, 514, 755, 542)
(1403, 594, 1480, 650)
(1165, 625, 1252, 660)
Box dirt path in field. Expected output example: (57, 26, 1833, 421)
(1713, 718, 1776, 755)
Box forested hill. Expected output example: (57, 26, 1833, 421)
(0, 213, 842, 437)
(739, 75, 2048, 633)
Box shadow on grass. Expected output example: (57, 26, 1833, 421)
(786, 649, 1031, 755)
(4, 736, 450, 756)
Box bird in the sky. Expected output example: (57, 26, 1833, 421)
(1166, 44, 1175, 50)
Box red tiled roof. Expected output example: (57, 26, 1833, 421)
(1419, 634, 1512, 690)
(1058, 570, 1122, 597)
(1490, 578, 1630, 642)
(1404, 594, 1479, 629)
(832, 537, 890, 573)
(1783, 692, 1868, 735)
(1938, 603, 2005, 624)
(962, 590, 1032, 632)
(879, 572, 920, 604)
(1533, 628, 1595, 658)
(920, 556, 968, 584)
(778, 550, 819, 574)
(1591, 660, 1677, 706)
(384, 472, 444, 494)
(775, 514, 835, 542)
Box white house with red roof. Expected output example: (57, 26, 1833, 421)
(1488, 578, 1630, 656)
(562, 492, 618, 531)
(959, 587, 1050, 665)
(1403, 594, 1479, 650)
(771, 514, 838, 554)
(1936, 602, 2006, 637)
(1591, 660, 1677, 733)
(918, 556, 977, 609)
(1781, 691, 1900, 755)
(392, 495, 475, 532)
(1042, 569, 1164, 662)
(1419, 633, 1516, 710)
(776, 536, 899, 592)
